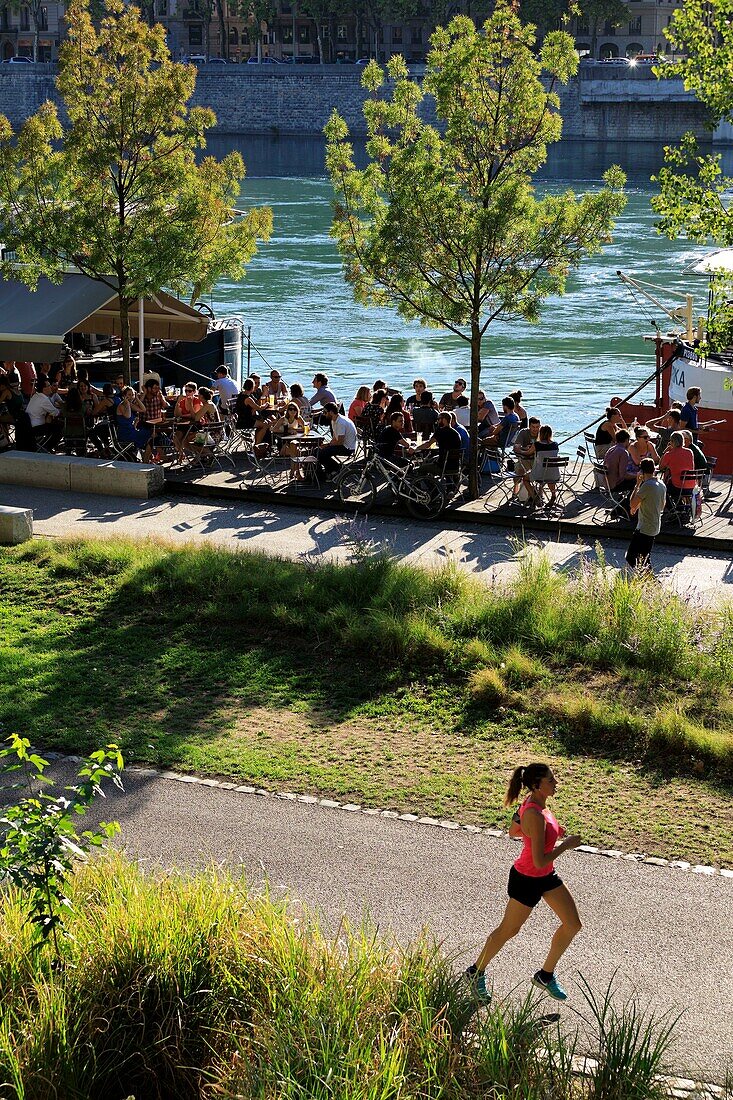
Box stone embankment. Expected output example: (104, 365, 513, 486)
(0, 63, 714, 143)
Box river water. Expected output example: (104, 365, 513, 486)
(208, 137, 707, 438)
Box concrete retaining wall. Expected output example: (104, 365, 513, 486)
(0, 63, 711, 143)
(0, 452, 165, 498)
(0, 504, 32, 544)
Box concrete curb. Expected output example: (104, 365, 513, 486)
(48, 753, 732, 882)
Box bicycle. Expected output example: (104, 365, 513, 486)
(337, 450, 445, 518)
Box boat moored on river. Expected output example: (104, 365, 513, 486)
(613, 256, 733, 475)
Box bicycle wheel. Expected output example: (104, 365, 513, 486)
(338, 468, 377, 512)
(405, 477, 445, 519)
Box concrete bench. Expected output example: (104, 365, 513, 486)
(0, 504, 33, 544)
(0, 452, 164, 499)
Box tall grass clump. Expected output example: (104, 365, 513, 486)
(0, 856, 684, 1100)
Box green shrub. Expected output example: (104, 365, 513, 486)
(0, 858, 681, 1100)
(469, 667, 508, 706)
(502, 646, 546, 685)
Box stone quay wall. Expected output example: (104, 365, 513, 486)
(0, 63, 714, 144)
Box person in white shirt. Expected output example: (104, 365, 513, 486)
(316, 401, 357, 480)
(212, 365, 239, 406)
(26, 377, 62, 447)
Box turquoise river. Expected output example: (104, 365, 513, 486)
(208, 137, 711, 440)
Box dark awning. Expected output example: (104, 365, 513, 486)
(0, 273, 117, 363)
(0, 273, 210, 363)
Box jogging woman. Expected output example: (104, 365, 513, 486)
(465, 763, 582, 1004)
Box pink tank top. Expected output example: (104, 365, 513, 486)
(513, 799, 560, 878)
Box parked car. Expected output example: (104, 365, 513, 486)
(207, 57, 227, 64)
(3, 56, 33, 64)
(599, 57, 631, 66)
(246, 55, 283, 64)
(181, 54, 207, 65)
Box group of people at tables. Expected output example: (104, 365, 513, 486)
(595, 386, 719, 518)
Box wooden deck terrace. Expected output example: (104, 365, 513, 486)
(164, 458, 733, 554)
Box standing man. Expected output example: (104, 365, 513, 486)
(626, 458, 666, 569)
(679, 387, 718, 442)
(15, 361, 37, 405)
(316, 401, 357, 481)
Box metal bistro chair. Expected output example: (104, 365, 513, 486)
(480, 446, 520, 508)
(184, 418, 236, 474)
(533, 455, 571, 515)
(591, 461, 631, 524)
(663, 470, 705, 530)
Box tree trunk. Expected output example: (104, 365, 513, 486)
(468, 320, 481, 500)
(120, 300, 131, 385)
(316, 23, 323, 63)
(216, 0, 227, 58)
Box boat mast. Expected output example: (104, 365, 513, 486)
(616, 271, 696, 341)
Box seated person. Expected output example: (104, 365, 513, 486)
(309, 372, 337, 415)
(450, 411, 470, 463)
(513, 416, 541, 499)
(531, 424, 560, 509)
(289, 382, 310, 417)
(261, 369, 288, 407)
(212, 365, 239, 407)
(187, 386, 221, 465)
(316, 402, 357, 480)
(173, 383, 203, 458)
(377, 411, 414, 466)
(595, 405, 626, 459)
(509, 390, 528, 428)
(659, 431, 696, 502)
(61, 385, 88, 455)
(384, 392, 413, 435)
(415, 411, 462, 476)
(116, 386, 153, 460)
(645, 407, 681, 453)
(483, 396, 520, 450)
(348, 385, 371, 422)
(439, 378, 469, 411)
(272, 401, 306, 479)
(406, 378, 427, 409)
(361, 389, 389, 438)
(604, 429, 637, 515)
(680, 429, 708, 474)
(235, 378, 259, 431)
(629, 426, 659, 468)
(477, 391, 500, 434)
(26, 376, 63, 449)
(412, 390, 439, 440)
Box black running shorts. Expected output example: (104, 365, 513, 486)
(508, 866, 563, 908)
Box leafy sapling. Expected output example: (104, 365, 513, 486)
(0, 735, 124, 957)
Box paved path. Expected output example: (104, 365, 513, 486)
(2, 485, 732, 601)
(52, 762, 732, 1083)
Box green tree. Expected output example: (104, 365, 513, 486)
(650, 0, 733, 351)
(325, 4, 626, 497)
(230, 0, 277, 59)
(0, 0, 272, 379)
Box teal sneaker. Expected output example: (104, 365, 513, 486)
(532, 971, 568, 1002)
(464, 965, 492, 1005)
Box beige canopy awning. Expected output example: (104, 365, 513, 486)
(74, 289, 209, 342)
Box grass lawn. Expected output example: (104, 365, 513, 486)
(1, 537, 732, 866)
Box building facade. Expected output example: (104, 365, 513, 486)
(571, 0, 684, 61)
(0, 2, 64, 61)
(0, 0, 684, 66)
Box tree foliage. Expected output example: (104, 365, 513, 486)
(325, 3, 626, 497)
(0, 0, 272, 377)
(0, 735, 123, 957)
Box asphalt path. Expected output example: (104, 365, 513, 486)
(44, 762, 733, 1084)
(2, 484, 733, 602)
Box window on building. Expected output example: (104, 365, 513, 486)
(298, 24, 309, 42)
(602, 20, 616, 35)
(411, 25, 421, 44)
(240, 28, 249, 43)
(628, 16, 641, 34)
(188, 24, 202, 44)
(575, 19, 590, 34)
(392, 25, 402, 44)
(282, 25, 293, 42)
(320, 23, 329, 40)
(38, 5, 48, 29)
(20, 6, 29, 30)
(337, 23, 347, 39)
(156, 0, 167, 15)
(281, 1, 292, 11)
(0, 7, 7, 29)
(229, 26, 238, 43)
